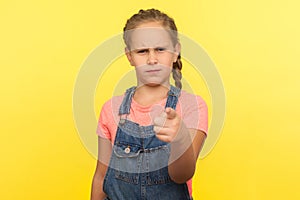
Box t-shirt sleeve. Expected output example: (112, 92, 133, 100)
(182, 95, 208, 135)
(96, 101, 112, 140)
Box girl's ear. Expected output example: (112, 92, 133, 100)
(173, 43, 181, 63)
(125, 47, 134, 66)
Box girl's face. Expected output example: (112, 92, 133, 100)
(125, 21, 180, 87)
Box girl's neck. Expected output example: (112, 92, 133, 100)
(133, 84, 170, 106)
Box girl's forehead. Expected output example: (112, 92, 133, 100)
(127, 27, 175, 50)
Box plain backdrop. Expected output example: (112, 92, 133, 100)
(1, 0, 299, 199)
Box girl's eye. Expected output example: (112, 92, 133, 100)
(137, 49, 148, 54)
(156, 47, 166, 52)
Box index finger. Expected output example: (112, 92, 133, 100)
(165, 107, 177, 119)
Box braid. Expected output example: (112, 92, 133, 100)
(172, 53, 182, 89)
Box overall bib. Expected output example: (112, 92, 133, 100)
(103, 86, 191, 200)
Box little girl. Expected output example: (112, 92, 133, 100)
(91, 9, 208, 200)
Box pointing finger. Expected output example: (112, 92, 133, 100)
(165, 107, 177, 119)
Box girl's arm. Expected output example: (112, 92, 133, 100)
(154, 107, 207, 183)
(168, 128, 206, 183)
(90, 137, 112, 200)
(91, 161, 107, 200)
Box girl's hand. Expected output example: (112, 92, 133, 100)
(153, 107, 187, 143)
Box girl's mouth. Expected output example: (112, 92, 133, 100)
(146, 69, 161, 73)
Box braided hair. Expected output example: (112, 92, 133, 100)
(123, 8, 183, 89)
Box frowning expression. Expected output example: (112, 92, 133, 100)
(125, 21, 180, 87)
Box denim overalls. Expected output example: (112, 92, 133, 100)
(103, 85, 191, 200)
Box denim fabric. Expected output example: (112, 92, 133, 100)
(103, 86, 191, 200)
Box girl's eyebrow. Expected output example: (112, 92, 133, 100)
(133, 44, 170, 50)
(133, 47, 149, 51)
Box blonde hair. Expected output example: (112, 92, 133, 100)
(123, 8, 182, 89)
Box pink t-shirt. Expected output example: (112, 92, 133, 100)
(96, 90, 208, 196)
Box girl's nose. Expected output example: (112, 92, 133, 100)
(147, 50, 158, 65)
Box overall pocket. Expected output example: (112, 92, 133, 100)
(110, 142, 142, 184)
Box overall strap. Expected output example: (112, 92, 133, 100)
(165, 85, 181, 110)
(119, 86, 136, 115)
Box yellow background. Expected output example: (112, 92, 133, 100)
(1, 0, 300, 199)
